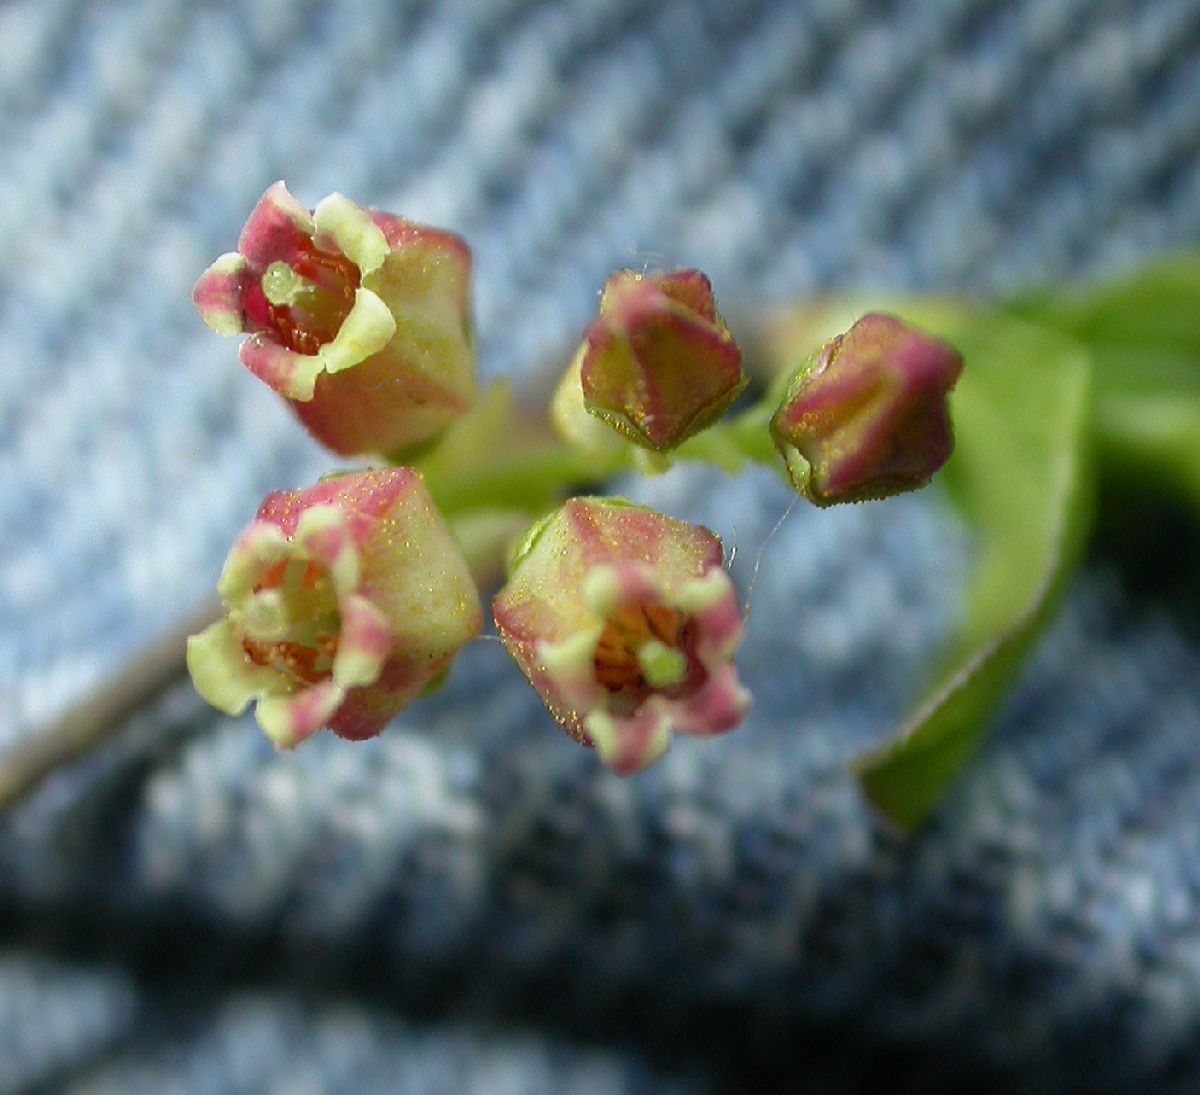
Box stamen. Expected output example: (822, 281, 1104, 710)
(641, 603, 682, 645)
(258, 561, 289, 590)
(243, 637, 330, 686)
(593, 602, 689, 695)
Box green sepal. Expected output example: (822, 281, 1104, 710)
(418, 664, 452, 699)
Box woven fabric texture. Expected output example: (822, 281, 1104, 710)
(3, 0, 1200, 1090)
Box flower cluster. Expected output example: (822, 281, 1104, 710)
(188, 183, 960, 772)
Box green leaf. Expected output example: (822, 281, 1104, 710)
(1007, 251, 1200, 360)
(851, 306, 1094, 831)
(1008, 252, 1200, 510)
(1093, 392, 1200, 509)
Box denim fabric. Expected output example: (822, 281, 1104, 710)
(3, 0, 1200, 1090)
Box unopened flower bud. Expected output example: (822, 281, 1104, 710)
(769, 313, 963, 505)
(187, 468, 482, 747)
(194, 182, 476, 456)
(577, 269, 746, 452)
(493, 497, 751, 773)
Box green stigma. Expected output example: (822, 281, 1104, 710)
(637, 639, 688, 688)
(261, 261, 314, 307)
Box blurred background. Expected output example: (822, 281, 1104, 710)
(2, 0, 1200, 1090)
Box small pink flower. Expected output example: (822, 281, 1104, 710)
(575, 269, 746, 452)
(187, 468, 482, 747)
(493, 497, 751, 773)
(769, 313, 963, 505)
(194, 182, 476, 456)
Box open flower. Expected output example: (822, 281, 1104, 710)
(493, 497, 751, 773)
(575, 269, 746, 452)
(769, 312, 963, 505)
(187, 468, 482, 747)
(194, 182, 476, 456)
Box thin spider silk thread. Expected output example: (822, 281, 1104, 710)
(692, 493, 798, 762)
(741, 494, 798, 623)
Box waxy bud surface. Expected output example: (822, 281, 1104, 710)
(770, 313, 963, 505)
(578, 269, 746, 452)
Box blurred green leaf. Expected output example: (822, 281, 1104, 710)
(851, 307, 1094, 831)
(1008, 252, 1200, 509)
(1008, 251, 1200, 360)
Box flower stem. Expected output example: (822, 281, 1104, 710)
(0, 599, 222, 813)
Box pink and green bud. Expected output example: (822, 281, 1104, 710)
(577, 269, 747, 452)
(187, 468, 482, 748)
(769, 313, 963, 505)
(493, 498, 751, 774)
(194, 182, 476, 456)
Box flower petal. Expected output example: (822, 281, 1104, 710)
(331, 593, 394, 688)
(317, 287, 396, 376)
(186, 619, 281, 716)
(586, 707, 673, 775)
(193, 252, 248, 335)
(238, 588, 290, 642)
(583, 563, 659, 616)
(238, 180, 315, 269)
(675, 568, 744, 657)
(292, 504, 359, 594)
(670, 664, 752, 738)
(313, 192, 390, 276)
(239, 334, 324, 401)
(216, 522, 291, 601)
(255, 680, 345, 749)
(538, 625, 605, 709)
